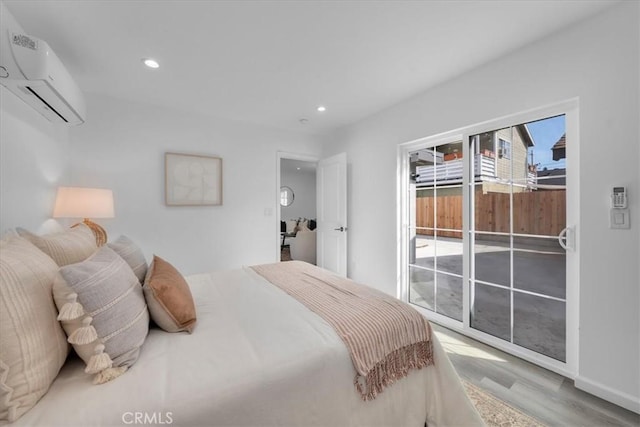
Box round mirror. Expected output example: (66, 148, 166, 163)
(280, 186, 294, 207)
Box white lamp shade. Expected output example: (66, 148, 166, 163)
(53, 187, 114, 219)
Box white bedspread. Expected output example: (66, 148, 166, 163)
(13, 267, 482, 427)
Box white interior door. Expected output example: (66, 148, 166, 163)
(317, 152, 347, 276)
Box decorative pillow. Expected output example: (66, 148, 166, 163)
(17, 224, 97, 266)
(53, 246, 149, 384)
(143, 256, 197, 333)
(0, 236, 69, 422)
(286, 219, 298, 234)
(107, 235, 147, 283)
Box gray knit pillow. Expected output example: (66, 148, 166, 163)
(107, 235, 147, 283)
(55, 246, 149, 384)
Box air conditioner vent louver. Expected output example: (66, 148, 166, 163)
(26, 86, 69, 123)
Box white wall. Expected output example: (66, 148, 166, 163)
(322, 2, 639, 412)
(0, 86, 70, 234)
(280, 165, 316, 221)
(69, 93, 320, 275)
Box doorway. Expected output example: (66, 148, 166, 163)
(278, 156, 318, 263)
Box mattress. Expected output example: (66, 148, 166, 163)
(12, 267, 482, 426)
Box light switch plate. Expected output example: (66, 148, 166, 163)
(610, 209, 630, 229)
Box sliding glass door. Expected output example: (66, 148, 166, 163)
(469, 118, 568, 362)
(401, 104, 577, 375)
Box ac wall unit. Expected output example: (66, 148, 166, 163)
(0, 4, 86, 125)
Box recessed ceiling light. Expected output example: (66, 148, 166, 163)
(296, 167, 301, 170)
(142, 58, 160, 69)
(317, 105, 326, 112)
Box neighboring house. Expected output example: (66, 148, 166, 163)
(552, 133, 566, 161)
(537, 167, 566, 189)
(412, 124, 535, 194)
(536, 133, 567, 190)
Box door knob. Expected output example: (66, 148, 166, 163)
(334, 226, 347, 232)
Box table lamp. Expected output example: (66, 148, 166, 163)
(53, 186, 114, 246)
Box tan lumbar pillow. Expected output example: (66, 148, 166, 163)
(143, 255, 197, 333)
(0, 236, 69, 422)
(17, 224, 97, 266)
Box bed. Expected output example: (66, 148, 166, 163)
(1, 229, 482, 427)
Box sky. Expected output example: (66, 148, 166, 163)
(525, 115, 566, 170)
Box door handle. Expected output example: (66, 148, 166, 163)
(334, 226, 347, 232)
(558, 226, 574, 251)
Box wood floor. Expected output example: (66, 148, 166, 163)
(432, 323, 640, 426)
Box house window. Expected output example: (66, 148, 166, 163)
(498, 138, 511, 159)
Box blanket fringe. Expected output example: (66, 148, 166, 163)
(354, 340, 434, 401)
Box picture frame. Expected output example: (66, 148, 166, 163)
(165, 152, 223, 206)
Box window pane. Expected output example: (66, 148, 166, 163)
(474, 235, 510, 287)
(414, 142, 463, 189)
(412, 147, 440, 186)
(434, 231, 462, 276)
(512, 188, 566, 236)
(471, 282, 510, 341)
(513, 236, 565, 299)
(415, 187, 434, 229)
(409, 266, 434, 311)
(412, 233, 434, 270)
(435, 186, 463, 231)
(498, 138, 511, 160)
(436, 273, 462, 321)
(514, 292, 566, 362)
(473, 183, 511, 234)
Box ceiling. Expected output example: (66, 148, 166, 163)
(4, 0, 617, 136)
(281, 159, 317, 175)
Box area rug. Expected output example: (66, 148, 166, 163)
(463, 381, 547, 427)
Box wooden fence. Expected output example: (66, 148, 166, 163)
(416, 190, 566, 237)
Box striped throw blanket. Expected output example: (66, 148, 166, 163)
(251, 261, 433, 400)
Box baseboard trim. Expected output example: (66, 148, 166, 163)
(574, 376, 640, 414)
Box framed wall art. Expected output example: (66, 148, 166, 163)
(165, 152, 223, 206)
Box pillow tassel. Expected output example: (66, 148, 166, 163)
(85, 343, 113, 375)
(68, 316, 98, 345)
(93, 366, 128, 384)
(57, 293, 85, 321)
